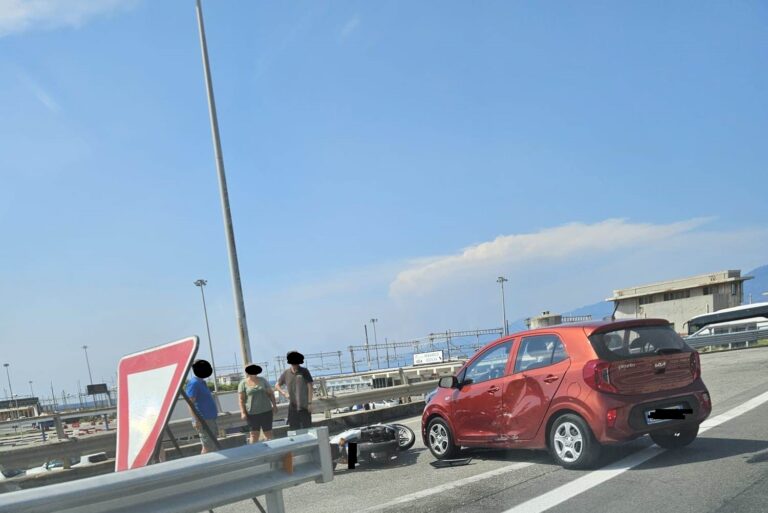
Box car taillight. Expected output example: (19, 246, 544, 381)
(606, 408, 618, 428)
(690, 351, 701, 380)
(583, 360, 618, 394)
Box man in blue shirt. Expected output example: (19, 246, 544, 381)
(186, 359, 219, 454)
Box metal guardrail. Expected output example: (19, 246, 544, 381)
(685, 328, 768, 349)
(0, 380, 438, 470)
(0, 427, 333, 513)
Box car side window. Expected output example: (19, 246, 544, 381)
(514, 334, 568, 373)
(463, 342, 512, 385)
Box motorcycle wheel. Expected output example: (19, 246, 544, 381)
(391, 424, 416, 451)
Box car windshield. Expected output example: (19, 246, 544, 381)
(589, 326, 690, 360)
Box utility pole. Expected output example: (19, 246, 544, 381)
(497, 276, 509, 336)
(195, 0, 253, 367)
(50, 382, 57, 411)
(364, 324, 371, 370)
(370, 318, 381, 369)
(194, 279, 220, 394)
(29, 380, 34, 398)
(3, 364, 16, 419)
(82, 345, 94, 385)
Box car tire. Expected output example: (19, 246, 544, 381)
(426, 418, 459, 460)
(549, 414, 601, 470)
(391, 424, 416, 451)
(650, 425, 698, 449)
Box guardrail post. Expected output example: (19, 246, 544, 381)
(265, 491, 286, 513)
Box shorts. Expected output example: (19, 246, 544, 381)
(287, 405, 312, 430)
(195, 418, 218, 451)
(246, 410, 274, 432)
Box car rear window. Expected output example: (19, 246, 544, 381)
(589, 325, 690, 361)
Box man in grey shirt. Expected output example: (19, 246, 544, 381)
(276, 350, 314, 430)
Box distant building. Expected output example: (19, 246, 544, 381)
(607, 270, 752, 334)
(0, 397, 41, 421)
(217, 373, 242, 386)
(525, 311, 593, 330)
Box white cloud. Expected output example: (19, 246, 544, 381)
(0, 0, 135, 36)
(340, 15, 360, 40)
(390, 218, 712, 297)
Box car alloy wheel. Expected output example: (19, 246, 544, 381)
(548, 413, 601, 469)
(427, 418, 458, 459)
(429, 423, 449, 455)
(553, 421, 583, 463)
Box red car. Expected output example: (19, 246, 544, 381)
(421, 319, 711, 469)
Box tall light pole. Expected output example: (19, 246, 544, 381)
(195, 0, 253, 368)
(28, 380, 34, 398)
(3, 364, 17, 419)
(364, 324, 371, 370)
(497, 276, 509, 336)
(370, 318, 381, 369)
(82, 345, 94, 385)
(194, 279, 220, 394)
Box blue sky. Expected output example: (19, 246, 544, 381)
(1, 1, 767, 399)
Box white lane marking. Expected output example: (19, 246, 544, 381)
(503, 388, 768, 513)
(360, 462, 534, 513)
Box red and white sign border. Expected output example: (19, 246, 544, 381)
(115, 336, 199, 471)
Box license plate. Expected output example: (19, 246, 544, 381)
(645, 404, 686, 425)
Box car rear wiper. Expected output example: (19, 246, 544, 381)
(656, 348, 683, 355)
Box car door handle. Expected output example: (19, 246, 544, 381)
(487, 386, 500, 393)
(543, 375, 559, 384)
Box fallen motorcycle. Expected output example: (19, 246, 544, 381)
(329, 423, 416, 469)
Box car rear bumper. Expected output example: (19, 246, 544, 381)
(590, 380, 711, 443)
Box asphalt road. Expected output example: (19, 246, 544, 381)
(211, 346, 768, 513)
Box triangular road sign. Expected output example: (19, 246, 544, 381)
(115, 336, 199, 471)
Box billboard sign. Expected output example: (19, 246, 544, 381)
(115, 336, 198, 471)
(413, 350, 444, 366)
(87, 383, 109, 395)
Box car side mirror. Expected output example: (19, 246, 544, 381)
(438, 376, 458, 388)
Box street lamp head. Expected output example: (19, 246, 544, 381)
(497, 276, 508, 283)
(3, 363, 8, 368)
(371, 318, 378, 323)
(194, 279, 207, 287)
(82, 345, 88, 350)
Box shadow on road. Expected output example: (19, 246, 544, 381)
(638, 437, 768, 469)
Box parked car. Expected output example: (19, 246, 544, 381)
(26, 452, 108, 476)
(25, 458, 73, 476)
(372, 399, 398, 409)
(422, 319, 711, 469)
(71, 452, 109, 468)
(0, 468, 25, 480)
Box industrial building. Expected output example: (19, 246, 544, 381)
(607, 270, 752, 334)
(525, 312, 593, 329)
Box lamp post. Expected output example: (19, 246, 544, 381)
(82, 345, 94, 385)
(195, 0, 253, 367)
(3, 364, 17, 419)
(28, 381, 34, 398)
(370, 318, 381, 369)
(497, 276, 509, 336)
(194, 279, 220, 394)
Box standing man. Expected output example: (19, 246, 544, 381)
(186, 359, 219, 454)
(276, 351, 314, 430)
